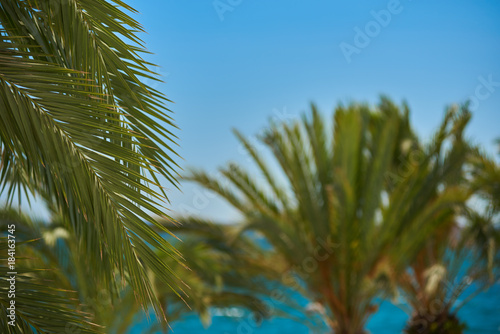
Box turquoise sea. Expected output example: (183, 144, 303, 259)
(131, 283, 500, 333)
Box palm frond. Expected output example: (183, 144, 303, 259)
(0, 0, 182, 321)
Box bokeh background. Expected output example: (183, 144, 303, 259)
(122, 0, 500, 332)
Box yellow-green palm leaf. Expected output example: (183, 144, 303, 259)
(0, 0, 181, 324)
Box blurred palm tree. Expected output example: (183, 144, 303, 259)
(399, 212, 499, 334)
(0, 0, 181, 329)
(185, 98, 472, 334)
(401, 143, 500, 334)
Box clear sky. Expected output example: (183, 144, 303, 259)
(124, 0, 500, 222)
(9, 0, 500, 222)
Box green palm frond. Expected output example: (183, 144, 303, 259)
(0, 0, 182, 322)
(468, 148, 500, 212)
(0, 210, 101, 334)
(1, 207, 143, 333)
(0, 266, 101, 334)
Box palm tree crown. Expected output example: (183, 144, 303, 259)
(186, 98, 472, 334)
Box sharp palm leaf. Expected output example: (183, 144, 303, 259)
(0, 0, 182, 325)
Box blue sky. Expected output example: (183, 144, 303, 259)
(124, 0, 500, 222)
(9, 0, 500, 221)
